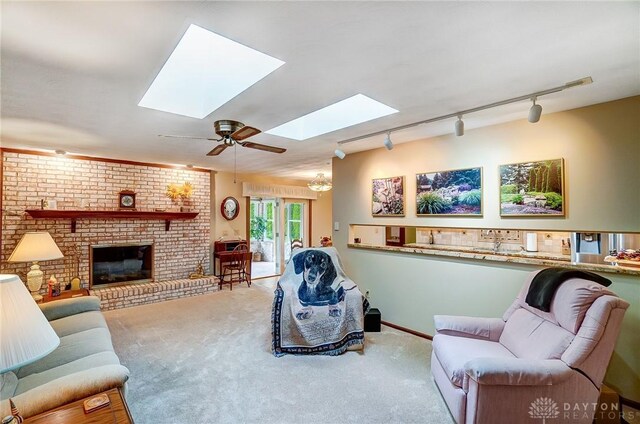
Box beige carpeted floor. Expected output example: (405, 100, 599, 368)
(104, 278, 454, 424)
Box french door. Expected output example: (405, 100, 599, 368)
(249, 198, 308, 277)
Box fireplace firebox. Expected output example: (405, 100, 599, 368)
(90, 243, 153, 287)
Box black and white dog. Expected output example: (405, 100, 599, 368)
(293, 250, 345, 320)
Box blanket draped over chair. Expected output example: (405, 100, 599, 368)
(271, 247, 365, 356)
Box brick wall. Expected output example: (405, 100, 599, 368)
(1, 151, 211, 295)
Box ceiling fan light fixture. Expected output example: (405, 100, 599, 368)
(307, 173, 332, 192)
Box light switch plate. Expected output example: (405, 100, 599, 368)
(334, 222, 340, 231)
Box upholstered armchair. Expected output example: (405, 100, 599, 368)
(431, 270, 629, 424)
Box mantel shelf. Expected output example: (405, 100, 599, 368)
(25, 209, 199, 232)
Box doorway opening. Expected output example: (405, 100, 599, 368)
(249, 197, 309, 278)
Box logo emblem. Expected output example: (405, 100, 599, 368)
(529, 397, 559, 423)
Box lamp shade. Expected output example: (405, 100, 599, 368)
(0, 274, 60, 373)
(7, 232, 64, 263)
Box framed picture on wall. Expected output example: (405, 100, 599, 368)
(372, 176, 405, 216)
(416, 167, 482, 216)
(499, 158, 565, 217)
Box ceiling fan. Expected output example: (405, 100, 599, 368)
(159, 120, 286, 156)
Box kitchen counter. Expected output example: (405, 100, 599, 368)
(347, 243, 640, 276)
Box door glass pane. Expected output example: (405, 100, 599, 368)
(249, 198, 277, 278)
(284, 202, 304, 262)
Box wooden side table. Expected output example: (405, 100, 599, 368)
(23, 388, 133, 423)
(40, 289, 90, 304)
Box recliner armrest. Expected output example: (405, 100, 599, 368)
(39, 296, 102, 321)
(465, 357, 574, 386)
(434, 315, 505, 341)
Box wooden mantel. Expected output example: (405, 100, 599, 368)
(25, 209, 199, 232)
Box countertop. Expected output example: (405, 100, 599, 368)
(347, 243, 640, 276)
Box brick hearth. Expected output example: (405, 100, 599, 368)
(91, 277, 219, 310)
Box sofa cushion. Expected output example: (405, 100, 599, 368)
(15, 351, 121, 395)
(49, 311, 109, 338)
(16, 327, 115, 379)
(499, 308, 574, 360)
(432, 334, 516, 390)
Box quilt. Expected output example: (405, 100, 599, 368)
(271, 247, 366, 357)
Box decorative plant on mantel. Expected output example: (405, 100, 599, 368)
(166, 182, 194, 211)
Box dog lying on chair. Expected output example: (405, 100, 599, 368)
(293, 249, 345, 320)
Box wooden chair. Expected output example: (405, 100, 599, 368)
(290, 239, 303, 251)
(219, 244, 250, 290)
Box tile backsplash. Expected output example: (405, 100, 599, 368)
(415, 228, 571, 255)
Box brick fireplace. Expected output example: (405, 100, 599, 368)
(1, 150, 214, 303)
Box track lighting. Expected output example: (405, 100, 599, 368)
(337, 76, 593, 146)
(528, 97, 542, 123)
(454, 116, 464, 137)
(383, 132, 393, 150)
(334, 149, 346, 159)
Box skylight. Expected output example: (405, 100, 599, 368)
(138, 24, 284, 119)
(265, 94, 398, 140)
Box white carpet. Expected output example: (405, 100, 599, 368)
(104, 279, 454, 424)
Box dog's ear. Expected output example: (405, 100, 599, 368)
(293, 251, 306, 274)
(322, 257, 338, 286)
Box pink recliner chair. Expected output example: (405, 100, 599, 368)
(431, 270, 629, 424)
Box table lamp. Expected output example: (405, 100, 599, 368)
(7, 232, 64, 301)
(0, 274, 60, 376)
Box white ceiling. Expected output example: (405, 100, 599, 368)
(1, 1, 638, 180)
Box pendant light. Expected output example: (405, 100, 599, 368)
(307, 173, 332, 192)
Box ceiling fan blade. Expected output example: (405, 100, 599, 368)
(158, 134, 218, 141)
(241, 141, 286, 154)
(231, 126, 261, 141)
(207, 144, 228, 156)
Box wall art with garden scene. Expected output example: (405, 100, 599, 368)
(372, 176, 405, 216)
(416, 167, 482, 216)
(499, 158, 564, 216)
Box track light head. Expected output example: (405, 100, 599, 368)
(334, 149, 346, 160)
(454, 116, 464, 137)
(383, 132, 393, 150)
(528, 97, 542, 123)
